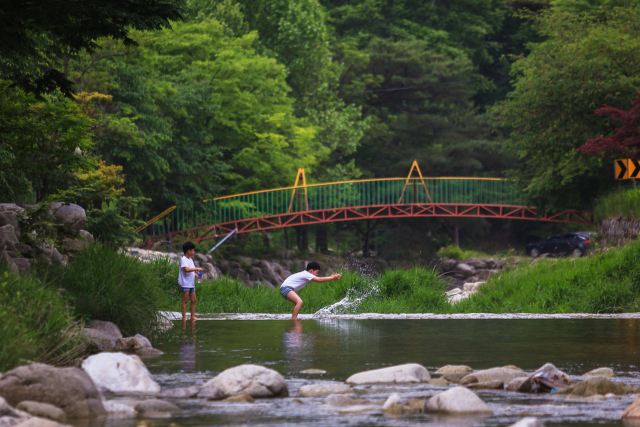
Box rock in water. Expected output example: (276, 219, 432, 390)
(554, 377, 627, 396)
(460, 368, 527, 384)
(582, 367, 615, 378)
(466, 380, 504, 390)
(0, 363, 105, 418)
(197, 364, 288, 400)
(298, 383, 351, 397)
(323, 395, 368, 407)
(346, 364, 431, 385)
(16, 402, 66, 423)
(159, 387, 200, 399)
(507, 377, 528, 391)
(9, 418, 72, 427)
(222, 395, 254, 403)
(82, 353, 161, 395)
(81, 320, 122, 351)
(135, 400, 180, 414)
(300, 369, 326, 375)
(508, 417, 546, 427)
(436, 365, 473, 374)
(426, 387, 492, 414)
(517, 363, 573, 393)
(622, 398, 640, 420)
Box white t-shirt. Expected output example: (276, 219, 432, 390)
(179, 256, 196, 288)
(280, 270, 316, 292)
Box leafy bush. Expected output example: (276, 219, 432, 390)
(41, 245, 175, 336)
(0, 270, 85, 372)
(594, 189, 640, 221)
(437, 244, 477, 260)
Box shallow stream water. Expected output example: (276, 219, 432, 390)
(103, 318, 640, 427)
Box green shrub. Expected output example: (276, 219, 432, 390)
(437, 244, 477, 260)
(0, 271, 85, 372)
(41, 245, 175, 336)
(594, 188, 640, 221)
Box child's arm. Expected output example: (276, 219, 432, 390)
(311, 273, 342, 283)
(183, 266, 203, 273)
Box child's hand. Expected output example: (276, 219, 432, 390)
(330, 273, 342, 280)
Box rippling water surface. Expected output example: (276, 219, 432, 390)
(106, 319, 640, 427)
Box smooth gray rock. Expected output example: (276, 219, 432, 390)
(453, 263, 476, 278)
(466, 380, 504, 390)
(51, 203, 86, 233)
(439, 258, 457, 272)
(82, 353, 160, 395)
(10, 417, 71, 427)
(461, 367, 527, 385)
(1, 252, 18, 274)
(554, 377, 627, 396)
(299, 383, 352, 397)
(81, 320, 122, 350)
(0, 210, 21, 238)
(346, 363, 431, 385)
(300, 369, 327, 375)
(583, 367, 615, 378)
(159, 386, 200, 399)
(134, 400, 180, 414)
(436, 365, 473, 374)
(77, 231, 94, 245)
(323, 395, 369, 407)
(509, 418, 545, 427)
(0, 225, 18, 252)
(249, 267, 263, 281)
(426, 386, 492, 414)
(0, 397, 21, 418)
(115, 337, 146, 351)
(257, 261, 283, 286)
(35, 246, 63, 265)
(507, 377, 528, 391)
(0, 363, 105, 418)
(61, 238, 83, 253)
(467, 260, 487, 269)
(198, 364, 288, 400)
(16, 402, 66, 423)
(12, 258, 32, 274)
(134, 334, 152, 349)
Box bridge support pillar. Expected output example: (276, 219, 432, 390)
(316, 224, 328, 254)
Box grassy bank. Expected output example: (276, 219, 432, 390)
(594, 188, 640, 221)
(189, 240, 640, 315)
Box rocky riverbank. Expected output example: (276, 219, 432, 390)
(1, 351, 639, 427)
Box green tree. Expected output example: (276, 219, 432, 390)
(491, 5, 640, 210)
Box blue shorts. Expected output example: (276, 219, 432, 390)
(181, 287, 195, 294)
(280, 286, 294, 299)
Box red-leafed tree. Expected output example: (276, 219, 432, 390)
(579, 95, 640, 160)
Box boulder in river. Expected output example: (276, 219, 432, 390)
(134, 400, 180, 414)
(222, 394, 255, 403)
(299, 382, 351, 397)
(428, 378, 450, 387)
(323, 395, 370, 407)
(442, 373, 467, 383)
(0, 363, 105, 418)
(198, 364, 288, 400)
(436, 365, 473, 374)
(81, 320, 122, 351)
(82, 352, 161, 395)
(346, 363, 430, 385)
(159, 386, 200, 399)
(582, 367, 615, 378)
(507, 377, 528, 392)
(461, 367, 527, 384)
(622, 398, 640, 420)
(426, 386, 492, 414)
(508, 417, 546, 427)
(16, 402, 66, 423)
(554, 377, 627, 396)
(300, 369, 326, 375)
(466, 380, 504, 390)
(517, 363, 572, 393)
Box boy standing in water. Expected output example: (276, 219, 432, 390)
(179, 242, 203, 324)
(280, 261, 342, 320)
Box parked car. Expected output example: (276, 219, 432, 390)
(526, 233, 592, 258)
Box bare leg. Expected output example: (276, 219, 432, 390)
(190, 291, 197, 321)
(181, 291, 189, 322)
(285, 290, 303, 320)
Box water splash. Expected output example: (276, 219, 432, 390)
(314, 257, 380, 317)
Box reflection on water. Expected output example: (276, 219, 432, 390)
(134, 319, 640, 427)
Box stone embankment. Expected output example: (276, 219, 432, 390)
(598, 216, 640, 247)
(0, 202, 94, 274)
(2, 353, 639, 426)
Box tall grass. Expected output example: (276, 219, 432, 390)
(594, 188, 640, 221)
(0, 270, 86, 372)
(41, 245, 176, 336)
(454, 240, 640, 313)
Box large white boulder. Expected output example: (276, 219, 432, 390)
(346, 363, 431, 385)
(509, 418, 545, 427)
(197, 364, 288, 400)
(426, 386, 492, 414)
(81, 353, 160, 395)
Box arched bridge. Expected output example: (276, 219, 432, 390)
(137, 162, 595, 245)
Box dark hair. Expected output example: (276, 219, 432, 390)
(306, 261, 320, 271)
(183, 241, 196, 254)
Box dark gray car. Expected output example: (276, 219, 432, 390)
(525, 233, 592, 258)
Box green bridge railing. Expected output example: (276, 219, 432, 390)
(139, 177, 523, 236)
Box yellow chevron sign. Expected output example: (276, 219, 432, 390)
(615, 159, 628, 180)
(629, 158, 640, 179)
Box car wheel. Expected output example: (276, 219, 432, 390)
(530, 248, 540, 258)
(572, 248, 583, 258)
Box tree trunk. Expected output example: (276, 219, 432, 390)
(295, 225, 308, 253)
(454, 225, 459, 247)
(315, 224, 328, 253)
(262, 231, 271, 248)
